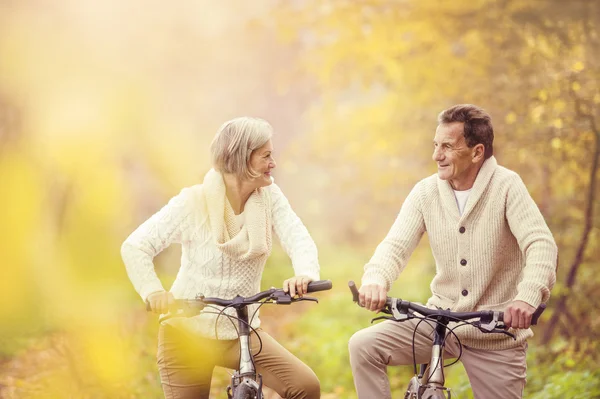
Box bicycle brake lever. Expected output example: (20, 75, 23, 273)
(478, 327, 516, 340)
(497, 329, 516, 340)
(293, 296, 318, 303)
(477, 311, 502, 332)
(371, 316, 396, 323)
(390, 298, 412, 321)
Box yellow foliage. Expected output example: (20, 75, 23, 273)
(551, 137, 562, 150)
(552, 118, 563, 129)
(505, 112, 517, 124)
(571, 61, 585, 72)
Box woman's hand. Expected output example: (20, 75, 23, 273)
(146, 290, 175, 314)
(283, 275, 314, 297)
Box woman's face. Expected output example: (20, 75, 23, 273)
(248, 139, 276, 188)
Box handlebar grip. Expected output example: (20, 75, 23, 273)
(499, 303, 547, 326)
(531, 303, 546, 326)
(307, 280, 333, 293)
(348, 281, 360, 302)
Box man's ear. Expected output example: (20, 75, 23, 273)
(472, 144, 485, 163)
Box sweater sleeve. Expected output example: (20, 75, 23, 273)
(269, 183, 320, 281)
(506, 174, 557, 308)
(362, 182, 426, 290)
(121, 187, 196, 302)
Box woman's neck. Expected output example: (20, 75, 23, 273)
(223, 173, 254, 215)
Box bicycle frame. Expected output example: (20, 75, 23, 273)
(152, 280, 333, 399)
(404, 315, 454, 399)
(348, 281, 545, 399)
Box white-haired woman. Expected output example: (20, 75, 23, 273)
(121, 117, 321, 399)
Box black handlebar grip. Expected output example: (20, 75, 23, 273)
(348, 281, 360, 303)
(306, 280, 333, 293)
(531, 303, 546, 326)
(499, 303, 546, 326)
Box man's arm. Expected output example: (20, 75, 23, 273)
(505, 173, 558, 328)
(360, 182, 426, 311)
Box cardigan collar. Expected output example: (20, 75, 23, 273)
(436, 156, 498, 222)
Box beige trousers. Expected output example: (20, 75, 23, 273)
(157, 324, 320, 399)
(349, 319, 527, 399)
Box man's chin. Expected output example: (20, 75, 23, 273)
(437, 172, 449, 180)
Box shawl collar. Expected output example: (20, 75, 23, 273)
(436, 156, 498, 222)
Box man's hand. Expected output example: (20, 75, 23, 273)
(358, 284, 388, 312)
(503, 300, 536, 329)
(283, 275, 313, 297)
(146, 291, 175, 314)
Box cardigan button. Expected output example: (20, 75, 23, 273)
(460, 259, 467, 266)
(461, 289, 468, 296)
(459, 226, 466, 233)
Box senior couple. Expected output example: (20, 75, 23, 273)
(121, 104, 557, 399)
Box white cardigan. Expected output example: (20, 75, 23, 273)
(121, 174, 320, 340)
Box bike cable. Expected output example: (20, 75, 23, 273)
(409, 315, 465, 376)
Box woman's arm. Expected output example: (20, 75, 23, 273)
(269, 183, 320, 282)
(121, 187, 196, 302)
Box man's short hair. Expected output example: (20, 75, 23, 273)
(210, 117, 273, 179)
(437, 104, 494, 159)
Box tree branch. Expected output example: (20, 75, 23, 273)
(542, 75, 600, 344)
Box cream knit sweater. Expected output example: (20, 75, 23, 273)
(121, 169, 320, 340)
(363, 157, 557, 350)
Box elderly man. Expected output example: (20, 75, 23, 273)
(349, 104, 557, 399)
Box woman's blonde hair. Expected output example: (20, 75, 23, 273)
(210, 117, 273, 179)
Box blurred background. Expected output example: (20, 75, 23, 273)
(1, 0, 599, 397)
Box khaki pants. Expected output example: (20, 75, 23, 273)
(157, 324, 320, 399)
(349, 319, 527, 399)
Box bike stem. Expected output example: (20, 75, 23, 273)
(235, 306, 256, 376)
(425, 316, 449, 388)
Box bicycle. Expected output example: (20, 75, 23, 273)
(148, 279, 332, 399)
(348, 281, 545, 399)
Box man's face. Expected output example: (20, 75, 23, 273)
(432, 122, 480, 190)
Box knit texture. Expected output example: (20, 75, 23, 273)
(121, 169, 320, 340)
(362, 156, 557, 350)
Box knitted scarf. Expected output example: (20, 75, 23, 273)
(202, 169, 272, 260)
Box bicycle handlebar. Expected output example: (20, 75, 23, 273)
(146, 280, 333, 312)
(348, 281, 546, 326)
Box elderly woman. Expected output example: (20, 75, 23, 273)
(121, 117, 321, 399)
